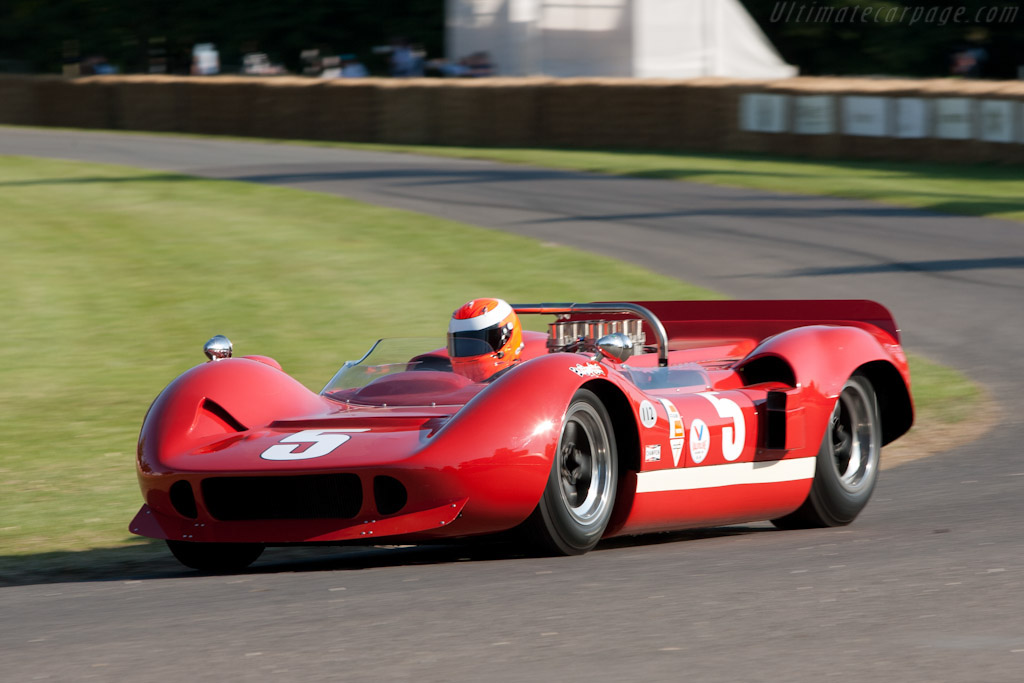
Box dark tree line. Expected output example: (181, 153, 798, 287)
(0, 0, 445, 75)
(0, 0, 1021, 78)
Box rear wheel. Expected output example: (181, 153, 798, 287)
(772, 374, 881, 529)
(166, 540, 265, 572)
(526, 389, 618, 555)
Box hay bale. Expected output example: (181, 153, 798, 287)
(0, 75, 38, 125)
(247, 78, 319, 140)
(183, 77, 260, 136)
(677, 83, 737, 151)
(433, 82, 487, 146)
(112, 76, 189, 132)
(715, 85, 752, 153)
(537, 80, 605, 148)
(33, 78, 113, 129)
(312, 81, 379, 142)
(5, 74, 1021, 164)
(586, 81, 659, 149)
(481, 81, 541, 147)
(377, 81, 437, 144)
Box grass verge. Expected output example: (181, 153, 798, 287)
(11, 125, 1024, 222)
(0, 155, 982, 581)
(325, 143, 1024, 223)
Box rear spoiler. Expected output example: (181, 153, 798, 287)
(624, 300, 901, 346)
(513, 300, 901, 364)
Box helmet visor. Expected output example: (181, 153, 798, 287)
(448, 325, 511, 358)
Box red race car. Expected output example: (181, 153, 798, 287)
(131, 300, 913, 571)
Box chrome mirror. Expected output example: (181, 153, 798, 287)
(595, 332, 633, 363)
(204, 335, 233, 361)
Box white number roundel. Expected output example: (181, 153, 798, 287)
(638, 400, 658, 429)
(698, 393, 745, 462)
(260, 429, 368, 461)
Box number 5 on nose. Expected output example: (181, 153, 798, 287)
(260, 429, 369, 461)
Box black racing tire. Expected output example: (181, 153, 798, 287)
(166, 540, 265, 572)
(526, 388, 618, 555)
(772, 374, 881, 530)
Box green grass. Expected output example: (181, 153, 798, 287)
(907, 354, 983, 425)
(0, 154, 980, 570)
(307, 142, 1024, 224)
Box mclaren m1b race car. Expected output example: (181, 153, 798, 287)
(131, 300, 913, 571)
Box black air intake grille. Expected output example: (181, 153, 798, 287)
(201, 474, 362, 521)
(169, 480, 198, 519)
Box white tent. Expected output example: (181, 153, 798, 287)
(446, 0, 797, 79)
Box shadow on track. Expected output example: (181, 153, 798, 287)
(0, 525, 775, 587)
(0, 173, 195, 188)
(784, 256, 1024, 277)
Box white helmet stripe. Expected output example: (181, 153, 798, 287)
(449, 299, 514, 333)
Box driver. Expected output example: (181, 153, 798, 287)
(447, 298, 524, 382)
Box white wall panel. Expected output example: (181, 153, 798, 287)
(935, 98, 974, 140)
(842, 96, 890, 137)
(739, 93, 789, 133)
(894, 98, 929, 139)
(978, 100, 1015, 143)
(793, 95, 835, 135)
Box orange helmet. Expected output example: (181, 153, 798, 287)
(447, 298, 524, 382)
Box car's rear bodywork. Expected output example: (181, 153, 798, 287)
(131, 300, 913, 556)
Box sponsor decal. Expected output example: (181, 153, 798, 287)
(689, 419, 710, 464)
(260, 429, 368, 461)
(670, 439, 684, 466)
(570, 363, 606, 378)
(657, 399, 687, 466)
(657, 398, 686, 440)
(638, 400, 658, 429)
(644, 444, 662, 463)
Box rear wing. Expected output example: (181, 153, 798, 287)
(513, 300, 901, 364)
(628, 300, 901, 345)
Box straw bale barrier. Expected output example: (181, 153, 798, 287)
(1, 75, 1021, 163)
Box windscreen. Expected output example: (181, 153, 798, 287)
(321, 338, 450, 394)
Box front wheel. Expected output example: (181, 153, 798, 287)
(167, 540, 265, 572)
(772, 374, 881, 529)
(525, 388, 618, 555)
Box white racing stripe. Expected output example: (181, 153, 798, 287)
(449, 299, 513, 332)
(636, 457, 816, 493)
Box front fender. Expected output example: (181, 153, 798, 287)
(420, 353, 608, 533)
(138, 358, 330, 476)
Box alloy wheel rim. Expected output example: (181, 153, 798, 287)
(557, 403, 612, 526)
(829, 382, 877, 493)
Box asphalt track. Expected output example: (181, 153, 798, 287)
(2, 127, 1023, 682)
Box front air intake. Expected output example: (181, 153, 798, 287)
(201, 474, 362, 521)
(169, 480, 198, 519)
(373, 476, 408, 516)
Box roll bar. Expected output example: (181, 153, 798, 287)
(511, 302, 669, 367)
